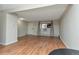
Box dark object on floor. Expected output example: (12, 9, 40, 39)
(49, 48, 79, 55)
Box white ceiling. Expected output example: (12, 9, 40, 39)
(0, 4, 68, 21)
(14, 4, 68, 21)
(0, 4, 53, 12)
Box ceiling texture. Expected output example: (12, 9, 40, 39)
(0, 4, 68, 21)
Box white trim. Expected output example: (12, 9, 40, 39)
(0, 40, 17, 45)
(5, 40, 17, 45)
(60, 36, 69, 48)
(0, 42, 4, 45)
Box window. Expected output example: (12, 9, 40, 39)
(42, 24, 47, 29)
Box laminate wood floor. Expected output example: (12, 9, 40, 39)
(0, 36, 65, 55)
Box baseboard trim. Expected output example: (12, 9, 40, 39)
(5, 41, 17, 45)
(18, 34, 27, 37)
(28, 34, 58, 37)
(60, 36, 69, 48)
(0, 40, 17, 45)
(0, 42, 4, 45)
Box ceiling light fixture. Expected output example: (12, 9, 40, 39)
(19, 17, 24, 20)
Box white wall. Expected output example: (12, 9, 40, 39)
(0, 12, 6, 44)
(27, 22, 38, 35)
(39, 21, 59, 36)
(17, 21, 59, 37)
(17, 20, 28, 37)
(5, 13, 18, 45)
(0, 12, 18, 45)
(53, 20, 59, 36)
(17, 21, 38, 36)
(60, 5, 79, 50)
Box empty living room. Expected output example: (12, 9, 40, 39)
(0, 4, 79, 55)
